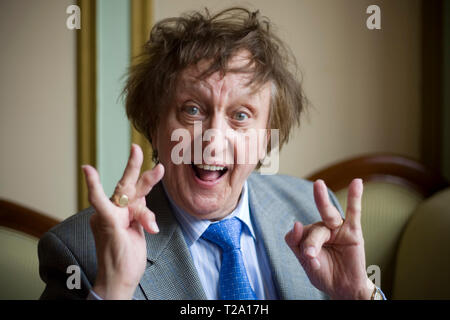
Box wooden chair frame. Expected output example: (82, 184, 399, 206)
(0, 200, 60, 239)
(306, 153, 448, 197)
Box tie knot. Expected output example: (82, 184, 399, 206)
(201, 217, 243, 252)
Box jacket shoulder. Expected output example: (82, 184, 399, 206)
(247, 173, 343, 224)
(43, 207, 96, 257)
(38, 207, 97, 288)
(248, 173, 315, 193)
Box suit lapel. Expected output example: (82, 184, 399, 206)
(247, 176, 324, 300)
(137, 183, 207, 300)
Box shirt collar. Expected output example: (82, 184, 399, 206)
(162, 180, 256, 247)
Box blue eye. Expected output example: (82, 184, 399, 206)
(185, 106, 199, 115)
(234, 112, 248, 121)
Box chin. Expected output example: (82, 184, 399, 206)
(188, 195, 227, 219)
(178, 177, 227, 217)
(163, 162, 247, 220)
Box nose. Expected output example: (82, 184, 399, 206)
(207, 112, 228, 133)
(202, 113, 230, 164)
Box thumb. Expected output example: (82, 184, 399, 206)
(285, 221, 304, 257)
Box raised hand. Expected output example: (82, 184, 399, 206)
(82, 144, 164, 299)
(285, 179, 375, 300)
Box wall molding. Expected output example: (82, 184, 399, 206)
(77, 0, 97, 211)
(130, 0, 154, 172)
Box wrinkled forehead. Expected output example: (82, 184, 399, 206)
(176, 50, 266, 95)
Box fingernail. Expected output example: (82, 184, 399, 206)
(311, 258, 321, 270)
(151, 221, 159, 233)
(355, 178, 364, 195)
(332, 218, 344, 228)
(305, 247, 316, 258)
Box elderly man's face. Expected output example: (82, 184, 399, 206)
(153, 53, 271, 220)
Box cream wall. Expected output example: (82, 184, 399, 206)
(0, 0, 77, 220)
(154, 0, 422, 178)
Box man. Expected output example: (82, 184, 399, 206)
(38, 7, 384, 300)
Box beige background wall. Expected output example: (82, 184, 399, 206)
(0, 0, 77, 220)
(155, 0, 422, 178)
(0, 0, 421, 221)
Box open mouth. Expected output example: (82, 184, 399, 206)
(191, 164, 228, 182)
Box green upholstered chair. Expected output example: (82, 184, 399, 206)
(307, 154, 448, 299)
(0, 200, 59, 299)
(393, 187, 450, 299)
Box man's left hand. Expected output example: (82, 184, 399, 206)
(285, 178, 375, 300)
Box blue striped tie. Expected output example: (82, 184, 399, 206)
(201, 217, 257, 300)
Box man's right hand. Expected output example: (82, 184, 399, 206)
(82, 144, 164, 299)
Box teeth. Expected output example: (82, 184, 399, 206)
(195, 164, 226, 171)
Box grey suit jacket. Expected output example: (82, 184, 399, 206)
(38, 173, 344, 300)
